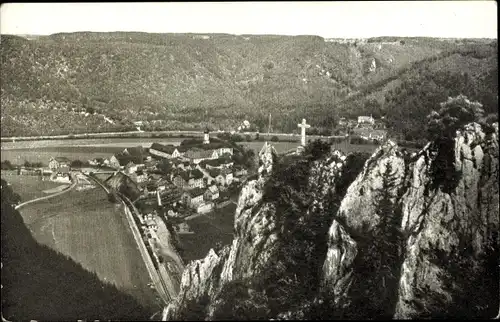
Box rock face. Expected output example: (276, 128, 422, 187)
(165, 142, 281, 320)
(322, 141, 408, 307)
(164, 122, 499, 320)
(394, 122, 499, 318)
(321, 122, 499, 319)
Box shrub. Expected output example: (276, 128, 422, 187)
(270, 135, 279, 142)
(230, 134, 244, 142)
(70, 159, 84, 168)
(107, 192, 118, 203)
(1, 160, 15, 170)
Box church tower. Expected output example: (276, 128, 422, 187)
(203, 128, 210, 144)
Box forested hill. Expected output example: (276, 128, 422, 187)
(0, 179, 153, 320)
(0, 32, 497, 137)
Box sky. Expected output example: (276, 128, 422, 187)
(0, 1, 497, 39)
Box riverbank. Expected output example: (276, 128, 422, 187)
(0, 130, 339, 143)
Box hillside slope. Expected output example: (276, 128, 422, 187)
(0, 33, 496, 136)
(0, 179, 153, 320)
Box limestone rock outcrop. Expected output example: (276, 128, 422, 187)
(164, 122, 499, 320)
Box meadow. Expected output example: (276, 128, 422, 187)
(1, 170, 65, 202)
(179, 203, 236, 264)
(18, 186, 160, 312)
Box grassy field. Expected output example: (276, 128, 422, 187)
(241, 140, 380, 156)
(18, 187, 160, 312)
(1, 171, 65, 202)
(0, 149, 118, 165)
(179, 203, 236, 264)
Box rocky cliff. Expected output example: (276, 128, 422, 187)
(164, 122, 499, 320)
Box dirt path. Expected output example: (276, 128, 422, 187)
(14, 173, 78, 210)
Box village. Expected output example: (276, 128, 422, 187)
(26, 129, 252, 237)
(3, 114, 397, 308)
(6, 115, 387, 265)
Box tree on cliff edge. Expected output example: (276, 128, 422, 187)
(426, 94, 485, 193)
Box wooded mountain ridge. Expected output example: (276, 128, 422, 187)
(1, 32, 496, 137)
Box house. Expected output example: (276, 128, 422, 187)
(358, 115, 375, 125)
(158, 184, 183, 206)
(181, 187, 206, 208)
(166, 209, 179, 218)
(146, 218, 158, 231)
(57, 166, 70, 178)
(195, 201, 214, 214)
(134, 169, 148, 183)
(204, 185, 219, 201)
(214, 168, 233, 186)
(108, 155, 122, 169)
(109, 149, 145, 170)
(48, 157, 71, 171)
(183, 149, 218, 164)
(125, 161, 138, 174)
(194, 164, 216, 183)
(187, 168, 205, 189)
(175, 222, 193, 234)
(212, 147, 234, 158)
(149, 143, 184, 159)
(173, 172, 189, 190)
(352, 128, 387, 141)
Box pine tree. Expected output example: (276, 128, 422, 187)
(364, 160, 404, 318)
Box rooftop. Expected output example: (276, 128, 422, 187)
(54, 157, 71, 162)
(123, 146, 145, 156)
(150, 143, 177, 154)
(208, 185, 219, 193)
(115, 153, 143, 166)
(220, 168, 232, 175)
(184, 187, 205, 198)
(184, 149, 215, 159)
(175, 172, 190, 182)
(352, 128, 387, 136)
(208, 168, 220, 177)
(190, 168, 204, 180)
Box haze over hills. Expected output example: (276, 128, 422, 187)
(0, 32, 497, 137)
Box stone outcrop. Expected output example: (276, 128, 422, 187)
(165, 143, 351, 320)
(165, 142, 281, 320)
(320, 122, 499, 318)
(394, 122, 499, 318)
(164, 122, 499, 320)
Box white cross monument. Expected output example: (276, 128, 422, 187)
(297, 118, 311, 147)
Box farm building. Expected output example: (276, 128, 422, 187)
(48, 157, 71, 171)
